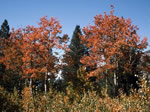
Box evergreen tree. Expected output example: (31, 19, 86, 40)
(68, 25, 85, 72)
(0, 19, 10, 88)
(0, 19, 10, 39)
(63, 25, 87, 86)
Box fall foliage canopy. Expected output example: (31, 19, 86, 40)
(0, 16, 68, 80)
(80, 6, 148, 79)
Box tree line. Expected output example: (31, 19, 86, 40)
(0, 7, 149, 98)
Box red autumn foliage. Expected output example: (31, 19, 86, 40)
(0, 16, 68, 79)
(80, 6, 148, 79)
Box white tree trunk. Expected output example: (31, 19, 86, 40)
(29, 78, 32, 95)
(44, 73, 48, 93)
(114, 72, 117, 86)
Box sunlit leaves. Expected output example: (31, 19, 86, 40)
(80, 6, 148, 78)
(0, 16, 68, 80)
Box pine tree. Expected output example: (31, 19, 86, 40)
(68, 25, 85, 72)
(63, 25, 87, 86)
(0, 19, 10, 87)
(0, 19, 10, 39)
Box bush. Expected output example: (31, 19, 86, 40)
(0, 86, 21, 112)
(0, 78, 150, 112)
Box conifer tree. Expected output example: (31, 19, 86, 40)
(0, 19, 10, 87)
(0, 19, 10, 39)
(68, 25, 85, 72)
(63, 25, 87, 86)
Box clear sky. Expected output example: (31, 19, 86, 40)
(0, 0, 150, 50)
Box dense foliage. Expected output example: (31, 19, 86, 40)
(0, 6, 150, 111)
(0, 78, 150, 112)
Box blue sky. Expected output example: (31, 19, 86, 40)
(0, 0, 150, 50)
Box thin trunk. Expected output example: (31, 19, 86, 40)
(44, 73, 47, 93)
(106, 77, 108, 88)
(114, 72, 117, 86)
(29, 78, 32, 95)
(25, 78, 28, 86)
(30, 54, 33, 95)
(114, 60, 119, 96)
(114, 72, 117, 96)
(105, 70, 108, 94)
